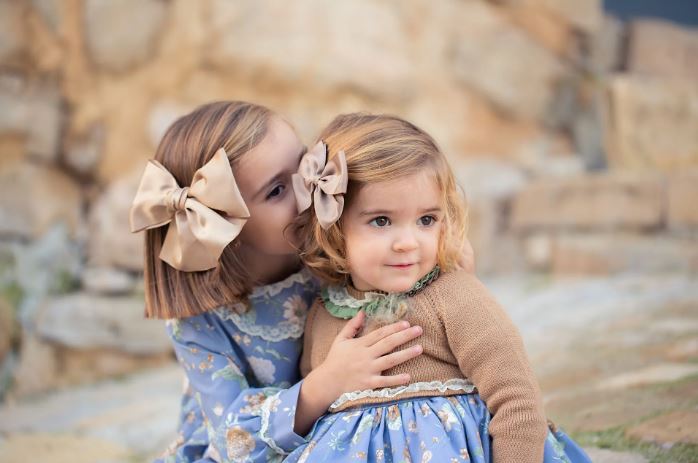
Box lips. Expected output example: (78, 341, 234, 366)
(388, 263, 414, 268)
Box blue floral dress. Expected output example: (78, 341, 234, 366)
(154, 269, 319, 463)
(283, 396, 591, 463)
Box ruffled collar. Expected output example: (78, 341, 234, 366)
(213, 267, 318, 342)
(249, 267, 314, 299)
(321, 266, 440, 319)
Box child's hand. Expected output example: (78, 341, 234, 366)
(295, 311, 422, 435)
(314, 310, 423, 403)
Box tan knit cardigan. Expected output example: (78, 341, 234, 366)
(300, 270, 548, 463)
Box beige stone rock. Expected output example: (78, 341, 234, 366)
(31, 0, 62, 33)
(12, 334, 58, 398)
(63, 123, 103, 176)
(35, 293, 169, 355)
(0, 2, 27, 64)
(667, 169, 698, 229)
(626, 410, 698, 445)
(84, 0, 168, 72)
(88, 168, 144, 271)
(450, 1, 566, 120)
(605, 76, 698, 170)
(589, 15, 625, 74)
(0, 76, 63, 162)
(524, 233, 553, 270)
(491, 0, 602, 33)
(511, 173, 664, 231)
(0, 432, 131, 463)
(597, 363, 698, 390)
(0, 298, 15, 363)
(57, 346, 172, 389)
(205, 0, 414, 100)
(467, 199, 527, 275)
(627, 19, 698, 82)
(500, 3, 572, 57)
(0, 364, 182, 456)
(147, 100, 193, 148)
(81, 267, 135, 295)
(0, 161, 83, 239)
(550, 233, 698, 275)
(583, 448, 648, 463)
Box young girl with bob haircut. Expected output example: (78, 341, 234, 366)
(286, 113, 591, 463)
(130, 101, 428, 463)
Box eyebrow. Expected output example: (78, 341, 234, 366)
(253, 145, 308, 200)
(359, 207, 443, 216)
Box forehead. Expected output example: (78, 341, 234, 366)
(350, 172, 441, 211)
(234, 117, 303, 189)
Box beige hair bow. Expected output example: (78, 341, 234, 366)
(129, 149, 250, 272)
(292, 141, 348, 229)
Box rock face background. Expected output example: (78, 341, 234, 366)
(0, 0, 696, 439)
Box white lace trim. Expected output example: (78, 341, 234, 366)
(325, 285, 385, 308)
(215, 306, 307, 342)
(250, 268, 313, 299)
(329, 378, 476, 411)
(258, 390, 288, 456)
(214, 269, 313, 342)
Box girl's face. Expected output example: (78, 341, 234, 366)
(342, 171, 443, 293)
(235, 116, 306, 279)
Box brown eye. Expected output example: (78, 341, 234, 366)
(266, 184, 285, 200)
(369, 216, 390, 227)
(419, 216, 436, 226)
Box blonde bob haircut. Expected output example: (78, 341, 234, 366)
(143, 101, 272, 319)
(294, 113, 468, 286)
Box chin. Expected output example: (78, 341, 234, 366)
(382, 279, 418, 293)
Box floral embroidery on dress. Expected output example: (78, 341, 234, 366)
(225, 426, 255, 462)
(248, 356, 276, 384)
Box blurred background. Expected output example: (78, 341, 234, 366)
(0, 0, 696, 462)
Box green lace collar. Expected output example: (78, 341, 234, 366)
(321, 266, 440, 319)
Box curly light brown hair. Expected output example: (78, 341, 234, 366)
(293, 113, 468, 286)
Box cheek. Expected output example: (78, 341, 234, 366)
(241, 200, 296, 248)
(345, 230, 383, 264)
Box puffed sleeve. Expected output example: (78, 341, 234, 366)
(165, 314, 307, 462)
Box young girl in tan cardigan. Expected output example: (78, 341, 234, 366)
(285, 113, 591, 463)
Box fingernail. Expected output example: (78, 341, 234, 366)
(401, 321, 410, 329)
(413, 326, 422, 334)
(413, 345, 422, 353)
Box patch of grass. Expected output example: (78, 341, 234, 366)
(573, 427, 698, 463)
(53, 269, 80, 294)
(1, 281, 23, 310)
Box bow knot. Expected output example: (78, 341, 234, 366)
(169, 187, 189, 212)
(291, 141, 348, 229)
(129, 148, 250, 272)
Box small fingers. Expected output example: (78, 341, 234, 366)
(334, 311, 366, 342)
(373, 344, 423, 372)
(371, 373, 411, 389)
(370, 325, 423, 356)
(359, 320, 411, 347)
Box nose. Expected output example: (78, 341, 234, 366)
(392, 227, 419, 253)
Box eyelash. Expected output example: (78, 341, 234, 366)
(266, 184, 286, 200)
(368, 215, 439, 227)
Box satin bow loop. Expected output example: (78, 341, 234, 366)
(292, 141, 348, 229)
(129, 148, 250, 272)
